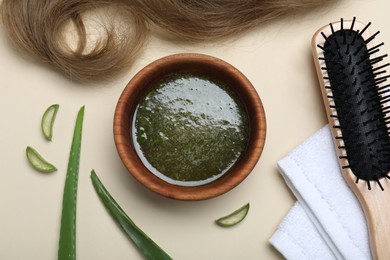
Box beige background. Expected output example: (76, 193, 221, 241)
(1, 0, 389, 259)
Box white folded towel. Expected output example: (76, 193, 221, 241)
(269, 126, 371, 260)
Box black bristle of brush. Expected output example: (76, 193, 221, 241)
(318, 17, 390, 190)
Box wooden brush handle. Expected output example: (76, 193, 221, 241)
(312, 20, 390, 260)
(351, 179, 390, 260)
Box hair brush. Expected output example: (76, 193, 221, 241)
(312, 17, 390, 259)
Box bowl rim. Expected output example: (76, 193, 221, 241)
(114, 53, 266, 200)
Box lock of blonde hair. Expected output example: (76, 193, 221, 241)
(1, 0, 335, 81)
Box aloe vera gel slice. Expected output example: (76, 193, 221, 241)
(41, 104, 59, 141)
(91, 170, 173, 260)
(26, 146, 57, 173)
(215, 203, 250, 227)
(58, 106, 84, 260)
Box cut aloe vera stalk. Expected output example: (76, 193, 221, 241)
(215, 203, 250, 227)
(58, 106, 84, 260)
(41, 104, 59, 141)
(26, 146, 57, 173)
(90, 170, 173, 260)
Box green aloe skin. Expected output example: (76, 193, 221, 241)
(58, 106, 84, 260)
(90, 170, 173, 260)
(56, 106, 172, 259)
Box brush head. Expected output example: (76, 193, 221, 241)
(317, 18, 390, 190)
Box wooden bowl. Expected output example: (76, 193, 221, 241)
(114, 53, 266, 200)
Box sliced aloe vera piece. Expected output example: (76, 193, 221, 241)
(90, 170, 172, 260)
(58, 106, 84, 260)
(41, 104, 59, 141)
(215, 203, 250, 227)
(26, 146, 57, 173)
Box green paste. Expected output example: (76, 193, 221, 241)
(132, 72, 249, 186)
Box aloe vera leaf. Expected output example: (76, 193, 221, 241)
(26, 146, 57, 173)
(41, 104, 59, 141)
(215, 203, 250, 227)
(90, 170, 172, 260)
(58, 106, 84, 260)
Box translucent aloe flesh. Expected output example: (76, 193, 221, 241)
(41, 104, 59, 141)
(215, 203, 250, 227)
(26, 146, 57, 173)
